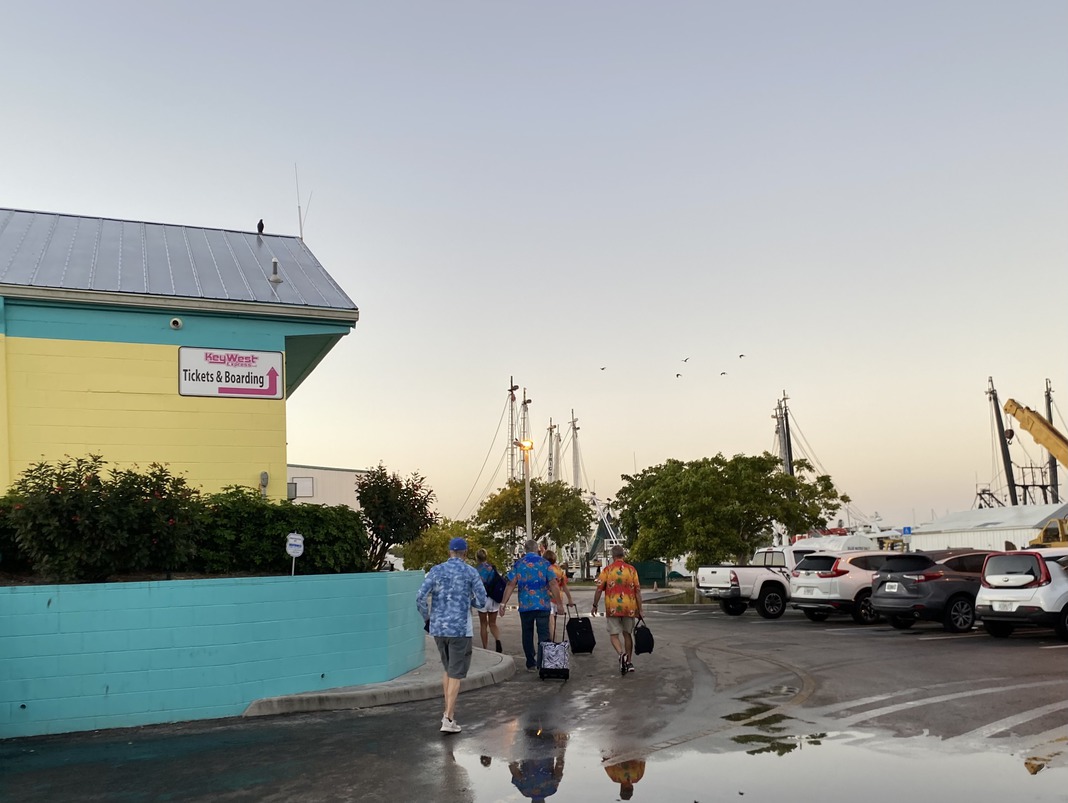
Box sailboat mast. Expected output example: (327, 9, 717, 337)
(571, 410, 581, 491)
(1046, 378, 1060, 503)
(777, 393, 794, 476)
(554, 425, 563, 484)
(988, 377, 1019, 506)
(546, 420, 556, 482)
(520, 389, 532, 444)
(507, 377, 519, 482)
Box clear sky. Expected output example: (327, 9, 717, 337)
(2, 2, 1065, 528)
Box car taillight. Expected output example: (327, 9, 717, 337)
(817, 559, 848, 579)
(729, 569, 739, 588)
(980, 552, 1054, 589)
(903, 570, 944, 583)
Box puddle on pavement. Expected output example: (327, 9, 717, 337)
(450, 726, 1068, 802)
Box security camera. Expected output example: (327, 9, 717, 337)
(169, 317, 183, 330)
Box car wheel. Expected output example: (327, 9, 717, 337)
(802, 610, 830, 622)
(890, 615, 915, 630)
(851, 590, 879, 625)
(755, 585, 786, 619)
(1056, 606, 1068, 641)
(719, 599, 747, 616)
(984, 621, 1015, 638)
(943, 595, 976, 633)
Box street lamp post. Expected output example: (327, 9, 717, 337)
(516, 439, 534, 540)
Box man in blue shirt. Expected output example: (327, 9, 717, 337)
(499, 539, 562, 672)
(416, 537, 486, 733)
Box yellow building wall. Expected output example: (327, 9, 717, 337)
(4, 337, 287, 498)
(0, 332, 9, 491)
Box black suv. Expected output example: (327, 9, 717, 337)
(870, 549, 995, 632)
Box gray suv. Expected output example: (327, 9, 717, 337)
(870, 549, 995, 633)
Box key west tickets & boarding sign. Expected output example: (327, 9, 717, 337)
(178, 347, 284, 399)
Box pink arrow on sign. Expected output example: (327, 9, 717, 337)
(219, 367, 280, 397)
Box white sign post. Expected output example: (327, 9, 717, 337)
(286, 532, 304, 576)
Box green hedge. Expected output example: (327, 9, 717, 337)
(1, 457, 370, 583)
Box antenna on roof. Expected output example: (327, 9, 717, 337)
(295, 164, 303, 241)
(294, 164, 313, 241)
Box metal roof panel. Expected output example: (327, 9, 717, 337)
(0, 208, 357, 317)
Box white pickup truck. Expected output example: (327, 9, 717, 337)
(696, 544, 828, 618)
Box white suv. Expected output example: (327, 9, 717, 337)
(790, 550, 898, 624)
(975, 547, 1068, 639)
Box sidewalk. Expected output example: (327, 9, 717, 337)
(243, 636, 516, 718)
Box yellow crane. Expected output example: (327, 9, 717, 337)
(1004, 398, 1068, 546)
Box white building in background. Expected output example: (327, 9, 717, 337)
(286, 464, 368, 510)
(907, 503, 1068, 552)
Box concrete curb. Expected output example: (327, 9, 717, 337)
(243, 637, 516, 718)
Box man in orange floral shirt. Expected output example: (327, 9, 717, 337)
(591, 545, 644, 675)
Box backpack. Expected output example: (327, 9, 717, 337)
(485, 569, 507, 603)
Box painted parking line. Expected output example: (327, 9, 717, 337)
(1038, 643, 1068, 649)
(916, 632, 985, 641)
(837, 678, 1068, 727)
(960, 698, 1068, 738)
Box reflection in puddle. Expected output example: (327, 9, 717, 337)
(725, 696, 825, 756)
(455, 728, 1068, 801)
(602, 757, 645, 800)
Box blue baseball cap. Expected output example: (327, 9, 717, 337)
(449, 537, 468, 551)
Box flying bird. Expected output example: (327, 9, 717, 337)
(257, 219, 264, 234)
(720, 371, 727, 376)
(676, 373, 682, 378)
(739, 354, 745, 359)
(600, 366, 606, 371)
(682, 357, 690, 362)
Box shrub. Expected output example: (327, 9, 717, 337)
(0, 492, 32, 572)
(197, 487, 370, 575)
(4, 458, 373, 582)
(7, 456, 204, 582)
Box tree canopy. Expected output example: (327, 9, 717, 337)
(356, 464, 437, 570)
(474, 479, 595, 556)
(401, 518, 511, 574)
(616, 452, 848, 570)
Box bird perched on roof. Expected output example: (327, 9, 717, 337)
(257, 219, 264, 234)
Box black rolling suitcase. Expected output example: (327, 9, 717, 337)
(565, 603, 596, 654)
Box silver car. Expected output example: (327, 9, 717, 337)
(790, 550, 899, 624)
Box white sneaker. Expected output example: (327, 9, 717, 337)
(440, 716, 461, 733)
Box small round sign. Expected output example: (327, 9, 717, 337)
(286, 532, 304, 558)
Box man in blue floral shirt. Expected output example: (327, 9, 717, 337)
(499, 539, 562, 672)
(416, 537, 486, 733)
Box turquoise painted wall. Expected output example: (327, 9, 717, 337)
(0, 572, 425, 739)
(3, 299, 349, 349)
